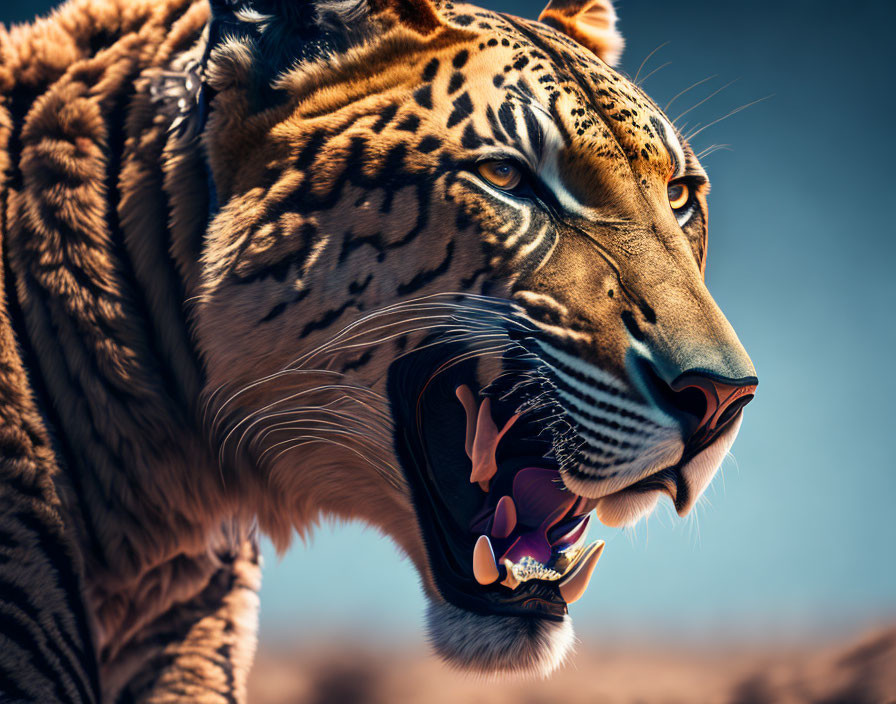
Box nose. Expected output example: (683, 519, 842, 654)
(634, 355, 757, 450)
(666, 371, 757, 450)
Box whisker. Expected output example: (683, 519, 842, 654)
(685, 95, 772, 141)
(664, 74, 717, 113)
(673, 79, 738, 127)
(633, 41, 669, 84)
(637, 60, 672, 87)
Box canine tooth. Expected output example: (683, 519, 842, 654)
(455, 385, 478, 460)
(500, 558, 520, 590)
(559, 540, 605, 605)
(473, 535, 500, 585)
(553, 514, 592, 551)
(470, 397, 520, 486)
(491, 496, 517, 539)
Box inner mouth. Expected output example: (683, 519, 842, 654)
(456, 385, 605, 604)
(388, 342, 610, 620)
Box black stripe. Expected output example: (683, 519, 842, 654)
(341, 349, 374, 373)
(562, 398, 654, 437)
(498, 101, 519, 143)
(14, 512, 100, 701)
(396, 241, 454, 296)
(0, 658, 36, 701)
(413, 84, 433, 109)
(484, 105, 508, 144)
(299, 299, 354, 339)
(0, 610, 80, 703)
(0, 576, 93, 703)
(372, 103, 398, 133)
(446, 92, 473, 129)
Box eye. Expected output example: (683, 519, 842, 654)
(668, 181, 690, 211)
(668, 181, 691, 210)
(477, 160, 522, 190)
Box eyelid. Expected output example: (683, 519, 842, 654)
(469, 155, 565, 216)
(474, 153, 533, 175)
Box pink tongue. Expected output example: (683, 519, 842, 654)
(512, 468, 575, 525)
(499, 468, 577, 565)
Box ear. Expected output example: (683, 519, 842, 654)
(204, 0, 445, 107)
(538, 0, 624, 66)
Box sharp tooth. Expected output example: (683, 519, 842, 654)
(491, 496, 517, 539)
(469, 398, 520, 487)
(472, 535, 500, 585)
(500, 558, 520, 590)
(455, 385, 478, 460)
(558, 540, 605, 605)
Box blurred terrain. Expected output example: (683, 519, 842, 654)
(248, 627, 896, 704)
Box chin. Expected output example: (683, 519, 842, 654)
(426, 601, 575, 678)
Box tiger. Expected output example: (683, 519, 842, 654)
(0, 0, 758, 699)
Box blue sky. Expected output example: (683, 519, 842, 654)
(5, 0, 894, 647)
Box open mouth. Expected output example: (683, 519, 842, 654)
(388, 344, 608, 621)
(457, 385, 604, 605)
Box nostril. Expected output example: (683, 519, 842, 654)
(670, 386, 709, 432)
(717, 394, 753, 428)
(671, 371, 758, 447)
(635, 360, 706, 434)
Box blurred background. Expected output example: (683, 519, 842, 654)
(4, 0, 895, 701)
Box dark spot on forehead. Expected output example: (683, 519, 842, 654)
(448, 72, 465, 94)
(372, 103, 398, 133)
(461, 122, 486, 149)
(396, 114, 420, 132)
(446, 91, 474, 128)
(413, 84, 432, 109)
(422, 58, 439, 82)
(453, 14, 474, 26)
(452, 49, 469, 69)
(416, 135, 441, 153)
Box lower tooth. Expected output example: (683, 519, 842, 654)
(558, 540, 605, 605)
(500, 559, 520, 590)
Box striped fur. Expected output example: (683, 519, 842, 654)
(0, 0, 755, 696)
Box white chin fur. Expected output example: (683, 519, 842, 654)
(425, 600, 575, 678)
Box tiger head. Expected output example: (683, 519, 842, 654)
(194, 0, 757, 676)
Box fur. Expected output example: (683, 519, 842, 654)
(426, 602, 576, 677)
(0, 0, 756, 698)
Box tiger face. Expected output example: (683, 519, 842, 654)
(195, 0, 757, 675)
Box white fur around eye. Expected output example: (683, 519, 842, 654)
(676, 203, 696, 228)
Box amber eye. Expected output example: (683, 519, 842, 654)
(668, 181, 690, 210)
(477, 160, 522, 190)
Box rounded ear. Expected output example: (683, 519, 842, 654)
(538, 0, 624, 66)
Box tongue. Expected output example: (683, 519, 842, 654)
(499, 468, 578, 565)
(512, 468, 574, 525)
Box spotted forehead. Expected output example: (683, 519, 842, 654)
(441, 5, 687, 180)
